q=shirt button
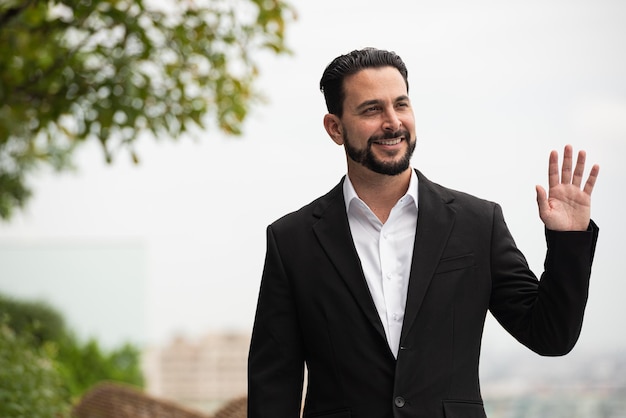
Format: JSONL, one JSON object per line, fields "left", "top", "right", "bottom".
{"left": 394, "top": 396, "right": 406, "bottom": 408}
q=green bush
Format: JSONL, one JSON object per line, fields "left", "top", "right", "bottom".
{"left": 0, "top": 292, "right": 144, "bottom": 403}
{"left": 0, "top": 322, "right": 72, "bottom": 418}
{"left": 0, "top": 293, "right": 66, "bottom": 345}
{"left": 56, "top": 335, "right": 144, "bottom": 397}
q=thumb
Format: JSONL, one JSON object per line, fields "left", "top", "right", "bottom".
{"left": 535, "top": 185, "right": 548, "bottom": 216}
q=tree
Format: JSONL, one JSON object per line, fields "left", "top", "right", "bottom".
{"left": 56, "top": 336, "right": 145, "bottom": 398}
{"left": 0, "top": 292, "right": 67, "bottom": 344}
{"left": 0, "top": 292, "right": 144, "bottom": 400}
{"left": 0, "top": 0, "right": 295, "bottom": 219}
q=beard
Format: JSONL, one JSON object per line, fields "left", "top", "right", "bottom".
{"left": 343, "top": 128, "right": 416, "bottom": 176}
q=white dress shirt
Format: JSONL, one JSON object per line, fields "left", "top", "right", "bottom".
{"left": 343, "top": 171, "right": 419, "bottom": 358}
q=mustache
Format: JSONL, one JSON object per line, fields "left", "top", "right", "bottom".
{"left": 368, "top": 129, "right": 411, "bottom": 144}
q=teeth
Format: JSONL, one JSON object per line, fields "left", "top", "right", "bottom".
{"left": 377, "top": 138, "right": 402, "bottom": 145}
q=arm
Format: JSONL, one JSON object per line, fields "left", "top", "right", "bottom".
{"left": 248, "top": 225, "right": 304, "bottom": 417}
{"left": 489, "top": 208, "right": 598, "bottom": 355}
{"left": 490, "top": 145, "right": 600, "bottom": 355}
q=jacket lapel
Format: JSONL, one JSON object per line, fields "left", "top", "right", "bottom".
{"left": 400, "top": 171, "right": 456, "bottom": 343}
{"left": 311, "top": 173, "right": 457, "bottom": 351}
{"left": 312, "top": 178, "right": 388, "bottom": 345}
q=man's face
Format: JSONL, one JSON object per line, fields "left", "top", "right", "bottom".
{"left": 338, "top": 66, "right": 416, "bottom": 176}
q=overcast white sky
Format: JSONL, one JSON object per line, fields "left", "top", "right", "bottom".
{"left": 1, "top": 0, "right": 625, "bottom": 364}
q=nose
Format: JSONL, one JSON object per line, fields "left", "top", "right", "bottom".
{"left": 382, "top": 108, "right": 402, "bottom": 132}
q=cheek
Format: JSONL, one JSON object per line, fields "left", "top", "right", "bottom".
{"left": 345, "top": 121, "right": 379, "bottom": 143}
{"left": 400, "top": 115, "right": 415, "bottom": 131}
{"left": 345, "top": 129, "right": 371, "bottom": 147}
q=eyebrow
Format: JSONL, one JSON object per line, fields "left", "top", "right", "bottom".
{"left": 355, "top": 95, "right": 410, "bottom": 111}
{"left": 355, "top": 100, "right": 381, "bottom": 112}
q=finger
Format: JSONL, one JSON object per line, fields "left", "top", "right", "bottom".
{"left": 548, "top": 150, "right": 560, "bottom": 189}
{"left": 535, "top": 185, "right": 548, "bottom": 215}
{"left": 583, "top": 164, "right": 600, "bottom": 196}
{"left": 560, "top": 144, "right": 573, "bottom": 184}
{"left": 572, "top": 150, "right": 586, "bottom": 188}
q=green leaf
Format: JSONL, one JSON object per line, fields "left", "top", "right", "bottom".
{"left": 0, "top": 0, "right": 296, "bottom": 220}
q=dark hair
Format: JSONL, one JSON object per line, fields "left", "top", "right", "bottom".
{"left": 319, "top": 48, "right": 409, "bottom": 117}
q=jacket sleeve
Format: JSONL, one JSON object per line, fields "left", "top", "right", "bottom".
{"left": 488, "top": 203, "right": 599, "bottom": 356}
{"left": 248, "top": 225, "right": 304, "bottom": 417}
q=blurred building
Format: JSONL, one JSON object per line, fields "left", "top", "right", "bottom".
{"left": 143, "top": 333, "right": 250, "bottom": 413}
{"left": 480, "top": 348, "right": 626, "bottom": 418}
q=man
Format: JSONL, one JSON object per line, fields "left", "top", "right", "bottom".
{"left": 248, "top": 48, "right": 599, "bottom": 418}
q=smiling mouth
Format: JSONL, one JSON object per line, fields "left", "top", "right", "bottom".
{"left": 374, "top": 137, "right": 403, "bottom": 146}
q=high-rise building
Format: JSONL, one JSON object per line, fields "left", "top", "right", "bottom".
{"left": 143, "top": 333, "right": 250, "bottom": 412}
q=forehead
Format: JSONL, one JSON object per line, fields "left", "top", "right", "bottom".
{"left": 343, "top": 67, "right": 408, "bottom": 104}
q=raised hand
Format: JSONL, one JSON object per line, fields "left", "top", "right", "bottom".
{"left": 535, "top": 145, "right": 599, "bottom": 231}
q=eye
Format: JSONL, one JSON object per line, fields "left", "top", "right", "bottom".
{"left": 363, "top": 105, "right": 381, "bottom": 114}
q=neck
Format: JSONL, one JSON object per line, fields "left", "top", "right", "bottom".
{"left": 348, "top": 166, "right": 412, "bottom": 223}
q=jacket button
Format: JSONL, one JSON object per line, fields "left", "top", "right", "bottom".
{"left": 394, "top": 396, "right": 406, "bottom": 408}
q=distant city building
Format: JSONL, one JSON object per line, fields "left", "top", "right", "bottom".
{"left": 143, "top": 333, "right": 250, "bottom": 412}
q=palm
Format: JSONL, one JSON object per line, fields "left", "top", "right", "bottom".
{"left": 536, "top": 146, "right": 599, "bottom": 231}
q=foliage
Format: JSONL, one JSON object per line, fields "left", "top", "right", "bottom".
{"left": 0, "top": 292, "right": 144, "bottom": 401}
{"left": 0, "top": 0, "right": 295, "bottom": 219}
{"left": 0, "top": 321, "right": 72, "bottom": 417}
{"left": 0, "top": 292, "right": 66, "bottom": 344}
{"left": 56, "top": 335, "right": 144, "bottom": 397}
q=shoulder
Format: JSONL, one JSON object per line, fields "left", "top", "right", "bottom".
{"left": 417, "top": 170, "right": 497, "bottom": 211}
{"left": 269, "top": 177, "right": 345, "bottom": 231}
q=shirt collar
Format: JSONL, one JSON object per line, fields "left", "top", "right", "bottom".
{"left": 343, "top": 169, "right": 419, "bottom": 213}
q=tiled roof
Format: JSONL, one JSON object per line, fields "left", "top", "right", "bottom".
{"left": 72, "top": 382, "right": 211, "bottom": 418}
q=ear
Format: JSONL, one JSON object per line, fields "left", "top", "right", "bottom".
{"left": 323, "top": 114, "right": 344, "bottom": 145}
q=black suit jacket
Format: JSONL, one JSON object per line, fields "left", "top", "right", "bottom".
{"left": 248, "top": 170, "right": 598, "bottom": 418}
